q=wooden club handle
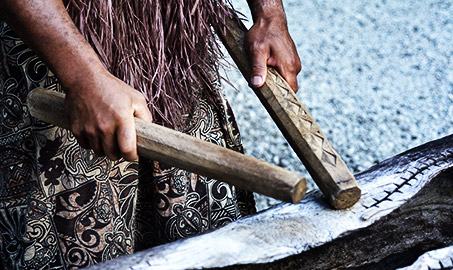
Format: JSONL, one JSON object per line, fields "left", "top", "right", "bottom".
{"left": 217, "top": 16, "right": 361, "bottom": 209}
{"left": 27, "top": 88, "right": 306, "bottom": 203}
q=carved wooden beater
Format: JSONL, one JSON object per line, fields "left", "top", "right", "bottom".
{"left": 216, "top": 16, "right": 361, "bottom": 209}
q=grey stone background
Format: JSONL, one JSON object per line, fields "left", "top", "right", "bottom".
{"left": 220, "top": 0, "right": 453, "bottom": 210}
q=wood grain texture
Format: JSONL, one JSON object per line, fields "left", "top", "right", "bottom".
{"left": 225, "top": 168, "right": 453, "bottom": 270}
{"left": 27, "top": 88, "right": 306, "bottom": 203}
{"left": 217, "top": 16, "right": 360, "bottom": 209}
{"left": 84, "top": 135, "right": 453, "bottom": 270}
{"left": 397, "top": 246, "right": 453, "bottom": 270}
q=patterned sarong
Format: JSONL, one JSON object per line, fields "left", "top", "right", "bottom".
{"left": 0, "top": 21, "right": 255, "bottom": 269}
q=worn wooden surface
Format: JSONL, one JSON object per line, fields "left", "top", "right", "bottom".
{"left": 84, "top": 135, "right": 453, "bottom": 270}
{"left": 27, "top": 88, "right": 307, "bottom": 203}
{"left": 225, "top": 161, "right": 453, "bottom": 269}
{"left": 397, "top": 246, "right": 453, "bottom": 270}
{"left": 217, "top": 16, "right": 360, "bottom": 209}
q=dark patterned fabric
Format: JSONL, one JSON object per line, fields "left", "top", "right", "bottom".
{"left": 0, "top": 20, "right": 255, "bottom": 269}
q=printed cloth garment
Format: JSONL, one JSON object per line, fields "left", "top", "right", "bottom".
{"left": 0, "top": 21, "right": 255, "bottom": 269}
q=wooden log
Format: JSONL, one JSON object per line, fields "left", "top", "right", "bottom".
{"left": 85, "top": 135, "right": 453, "bottom": 270}
{"left": 26, "top": 88, "right": 306, "bottom": 203}
{"left": 216, "top": 16, "right": 360, "bottom": 209}
{"left": 397, "top": 246, "right": 453, "bottom": 270}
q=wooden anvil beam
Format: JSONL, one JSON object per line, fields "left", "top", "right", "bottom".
{"left": 84, "top": 135, "right": 453, "bottom": 270}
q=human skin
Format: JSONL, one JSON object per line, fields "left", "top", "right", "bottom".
{"left": 0, "top": 0, "right": 153, "bottom": 161}
{"left": 246, "top": 0, "right": 301, "bottom": 92}
{"left": 0, "top": 0, "right": 301, "bottom": 160}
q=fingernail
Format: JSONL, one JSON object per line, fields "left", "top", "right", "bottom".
{"left": 251, "top": 76, "right": 263, "bottom": 86}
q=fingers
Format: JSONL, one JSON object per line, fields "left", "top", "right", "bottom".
{"left": 247, "top": 40, "right": 301, "bottom": 93}
{"left": 72, "top": 121, "right": 134, "bottom": 161}
{"left": 284, "top": 52, "right": 302, "bottom": 92}
{"left": 248, "top": 43, "right": 269, "bottom": 89}
{"left": 63, "top": 72, "right": 147, "bottom": 162}
{"left": 87, "top": 132, "right": 105, "bottom": 157}
{"left": 268, "top": 54, "right": 300, "bottom": 93}
{"left": 101, "top": 130, "right": 121, "bottom": 161}
{"left": 116, "top": 116, "right": 138, "bottom": 161}
{"left": 286, "top": 72, "right": 299, "bottom": 93}
{"left": 286, "top": 74, "right": 299, "bottom": 93}
{"left": 251, "top": 56, "right": 300, "bottom": 93}
{"left": 118, "top": 93, "right": 151, "bottom": 160}
{"left": 72, "top": 127, "right": 90, "bottom": 149}
{"left": 70, "top": 109, "right": 143, "bottom": 162}
{"left": 245, "top": 19, "right": 301, "bottom": 93}
{"left": 278, "top": 64, "right": 300, "bottom": 93}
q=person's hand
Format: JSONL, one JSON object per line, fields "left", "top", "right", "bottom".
{"left": 64, "top": 70, "right": 152, "bottom": 161}
{"left": 245, "top": 9, "right": 301, "bottom": 92}
{"left": 0, "top": 0, "right": 152, "bottom": 161}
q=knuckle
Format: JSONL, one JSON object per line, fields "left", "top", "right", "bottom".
{"left": 115, "top": 114, "right": 130, "bottom": 125}
{"left": 97, "top": 120, "right": 113, "bottom": 134}
{"left": 129, "top": 89, "right": 140, "bottom": 100}
{"left": 249, "top": 42, "right": 266, "bottom": 54}
{"left": 251, "top": 63, "right": 266, "bottom": 71}
{"left": 71, "top": 125, "right": 82, "bottom": 137}
{"left": 245, "top": 33, "right": 265, "bottom": 49}
{"left": 96, "top": 122, "right": 108, "bottom": 133}
{"left": 286, "top": 61, "right": 301, "bottom": 75}
{"left": 244, "top": 31, "right": 255, "bottom": 44}
{"left": 84, "top": 126, "right": 97, "bottom": 138}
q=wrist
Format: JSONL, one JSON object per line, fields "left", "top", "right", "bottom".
{"left": 247, "top": 0, "right": 287, "bottom": 24}
{"left": 253, "top": 13, "right": 288, "bottom": 31}
{"left": 56, "top": 55, "right": 108, "bottom": 94}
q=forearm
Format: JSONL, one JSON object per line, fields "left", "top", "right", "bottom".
{"left": 0, "top": 0, "right": 152, "bottom": 161}
{"left": 0, "top": 0, "right": 106, "bottom": 92}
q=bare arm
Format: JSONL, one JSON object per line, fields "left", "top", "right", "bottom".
{"left": 0, "top": 0, "right": 152, "bottom": 161}
{"left": 246, "top": 0, "right": 301, "bottom": 92}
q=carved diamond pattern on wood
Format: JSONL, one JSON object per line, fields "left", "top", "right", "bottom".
{"left": 282, "top": 99, "right": 302, "bottom": 116}
{"left": 221, "top": 17, "right": 360, "bottom": 209}
{"left": 268, "top": 69, "right": 339, "bottom": 168}
{"left": 272, "top": 68, "right": 289, "bottom": 88}
{"left": 297, "top": 117, "right": 313, "bottom": 131}
{"left": 322, "top": 149, "right": 338, "bottom": 167}
{"left": 310, "top": 133, "right": 324, "bottom": 149}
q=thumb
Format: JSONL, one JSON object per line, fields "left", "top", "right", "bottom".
{"left": 249, "top": 50, "right": 268, "bottom": 89}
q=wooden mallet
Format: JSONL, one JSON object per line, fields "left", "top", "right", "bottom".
{"left": 217, "top": 16, "right": 361, "bottom": 209}
{"left": 27, "top": 88, "right": 306, "bottom": 204}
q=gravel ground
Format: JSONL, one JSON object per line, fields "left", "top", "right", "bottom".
{"left": 220, "top": 0, "right": 453, "bottom": 211}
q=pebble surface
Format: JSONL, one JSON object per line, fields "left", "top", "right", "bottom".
{"left": 221, "top": 0, "right": 453, "bottom": 210}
